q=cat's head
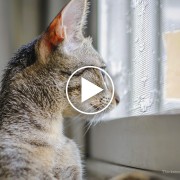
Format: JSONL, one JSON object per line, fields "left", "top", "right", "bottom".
{"left": 35, "top": 0, "right": 120, "bottom": 117}
{"left": 3, "top": 0, "right": 119, "bottom": 119}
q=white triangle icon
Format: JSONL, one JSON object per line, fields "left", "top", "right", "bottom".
{"left": 81, "top": 78, "right": 103, "bottom": 103}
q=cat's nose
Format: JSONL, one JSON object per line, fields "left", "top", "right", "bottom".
{"left": 114, "top": 92, "right": 120, "bottom": 105}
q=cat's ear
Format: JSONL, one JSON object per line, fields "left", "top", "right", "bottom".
{"left": 38, "top": 0, "right": 89, "bottom": 61}
{"left": 60, "top": 0, "right": 89, "bottom": 39}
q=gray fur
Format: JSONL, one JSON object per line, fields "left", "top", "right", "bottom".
{"left": 0, "top": 0, "right": 118, "bottom": 179}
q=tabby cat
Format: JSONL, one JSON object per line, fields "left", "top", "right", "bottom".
{"left": 0, "top": 0, "right": 172, "bottom": 180}
{"left": 0, "top": 0, "right": 118, "bottom": 179}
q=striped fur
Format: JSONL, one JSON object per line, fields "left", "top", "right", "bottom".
{"left": 0, "top": 0, "right": 118, "bottom": 179}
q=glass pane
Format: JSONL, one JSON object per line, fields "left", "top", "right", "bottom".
{"left": 98, "top": 0, "right": 131, "bottom": 118}
{"left": 161, "top": 0, "right": 180, "bottom": 113}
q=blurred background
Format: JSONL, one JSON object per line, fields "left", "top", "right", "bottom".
{"left": 0, "top": 0, "right": 180, "bottom": 179}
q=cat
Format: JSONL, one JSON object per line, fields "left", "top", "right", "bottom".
{"left": 0, "top": 0, "right": 119, "bottom": 179}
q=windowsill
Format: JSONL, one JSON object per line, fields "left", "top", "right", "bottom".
{"left": 88, "top": 114, "right": 180, "bottom": 173}
{"left": 86, "top": 159, "right": 178, "bottom": 180}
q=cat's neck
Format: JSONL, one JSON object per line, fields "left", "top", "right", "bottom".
{"left": 0, "top": 89, "right": 64, "bottom": 144}
{"left": 0, "top": 62, "right": 67, "bottom": 144}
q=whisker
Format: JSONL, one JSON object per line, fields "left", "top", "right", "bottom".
{"left": 83, "top": 121, "right": 92, "bottom": 136}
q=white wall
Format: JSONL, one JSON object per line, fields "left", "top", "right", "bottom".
{"left": 0, "top": 1, "right": 11, "bottom": 79}
{"left": 0, "top": 0, "right": 42, "bottom": 81}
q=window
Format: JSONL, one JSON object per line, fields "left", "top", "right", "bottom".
{"left": 98, "top": 0, "right": 180, "bottom": 120}
{"left": 87, "top": 0, "right": 180, "bottom": 179}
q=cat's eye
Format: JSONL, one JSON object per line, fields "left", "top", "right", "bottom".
{"left": 101, "top": 65, "right": 107, "bottom": 70}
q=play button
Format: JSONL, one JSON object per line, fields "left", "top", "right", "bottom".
{"left": 66, "top": 66, "right": 114, "bottom": 115}
{"left": 81, "top": 78, "right": 103, "bottom": 103}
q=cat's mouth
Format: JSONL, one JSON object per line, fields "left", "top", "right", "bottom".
{"left": 90, "top": 103, "right": 109, "bottom": 112}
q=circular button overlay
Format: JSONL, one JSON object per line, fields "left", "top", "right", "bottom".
{"left": 66, "top": 66, "right": 115, "bottom": 115}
